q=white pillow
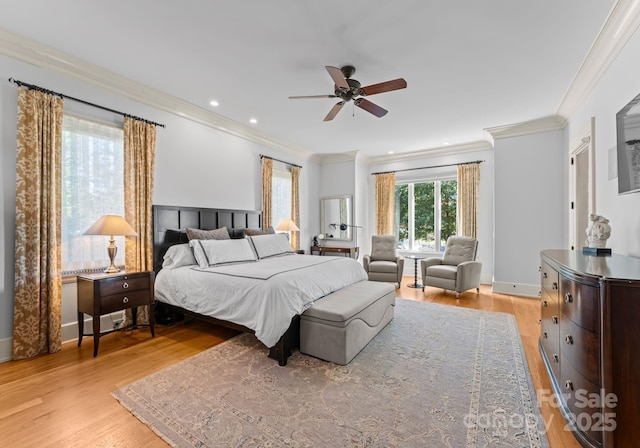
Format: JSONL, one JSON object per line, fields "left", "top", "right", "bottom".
{"left": 249, "top": 233, "right": 293, "bottom": 259}
{"left": 162, "top": 244, "right": 197, "bottom": 269}
{"left": 189, "top": 238, "right": 257, "bottom": 268}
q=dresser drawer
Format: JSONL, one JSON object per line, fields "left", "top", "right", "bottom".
{"left": 100, "top": 290, "right": 151, "bottom": 314}
{"left": 99, "top": 274, "right": 150, "bottom": 297}
{"left": 541, "top": 262, "right": 559, "bottom": 300}
{"left": 560, "top": 314, "right": 600, "bottom": 384}
{"left": 560, "top": 278, "right": 600, "bottom": 333}
{"left": 560, "top": 354, "right": 603, "bottom": 445}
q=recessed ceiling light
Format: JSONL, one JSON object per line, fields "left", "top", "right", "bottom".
{"left": 443, "top": 142, "right": 450, "bottom": 145}
{"left": 388, "top": 151, "right": 394, "bottom": 154}
{"left": 250, "top": 118, "right": 258, "bottom": 124}
{"left": 209, "top": 100, "right": 219, "bottom": 107}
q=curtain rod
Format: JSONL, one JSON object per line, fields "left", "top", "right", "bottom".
{"left": 260, "top": 154, "right": 302, "bottom": 169}
{"left": 372, "top": 159, "right": 484, "bottom": 175}
{"left": 8, "top": 78, "right": 166, "bottom": 128}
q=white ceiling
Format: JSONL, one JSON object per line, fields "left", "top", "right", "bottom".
{"left": 0, "top": 0, "right": 618, "bottom": 157}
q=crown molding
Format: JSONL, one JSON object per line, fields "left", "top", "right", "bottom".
{"left": 483, "top": 115, "right": 566, "bottom": 144}
{"left": 368, "top": 140, "right": 493, "bottom": 165}
{"left": 556, "top": 0, "right": 640, "bottom": 120}
{"left": 0, "top": 29, "right": 312, "bottom": 159}
{"left": 309, "top": 150, "right": 359, "bottom": 165}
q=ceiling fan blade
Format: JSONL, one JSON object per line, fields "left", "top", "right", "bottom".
{"left": 355, "top": 98, "right": 388, "bottom": 118}
{"left": 288, "top": 94, "right": 336, "bottom": 99}
{"left": 360, "top": 78, "right": 407, "bottom": 96}
{"left": 325, "top": 66, "right": 350, "bottom": 90}
{"left": 323, "top": 101, "right": 345, "bottom": 121}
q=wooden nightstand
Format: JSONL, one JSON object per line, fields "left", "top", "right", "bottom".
{"left": 77, "top": 270, "right": 155, "bottom": 357}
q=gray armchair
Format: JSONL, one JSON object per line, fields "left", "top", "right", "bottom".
{"left": 363, "top": 235, "right": 404, "bottom": 288}
{"left": 421, "top": 236, "right": 481, "bottom": 298}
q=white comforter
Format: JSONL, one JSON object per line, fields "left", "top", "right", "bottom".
{"left": 155, "top": 254, "right": 368, "bottom": 347}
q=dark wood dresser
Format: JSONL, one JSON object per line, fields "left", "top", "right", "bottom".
{"left": 540, "top": 250, "right": 640, "bottom": 448}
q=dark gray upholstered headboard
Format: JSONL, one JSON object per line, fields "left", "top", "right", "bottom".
{"left": 152, "top": 205, "right": 262, "bottom": 272}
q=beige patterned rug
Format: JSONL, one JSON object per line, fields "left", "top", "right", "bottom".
{"left": 112, "top": 299, "right": 549, "bottom": 447}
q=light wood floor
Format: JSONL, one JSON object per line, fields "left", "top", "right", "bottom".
{"left": 0, "top": 278, "right": 580, "bottom": 447}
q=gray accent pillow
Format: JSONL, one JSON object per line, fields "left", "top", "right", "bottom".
{"left": 186, "top": 226, "right": 230, "bottom": 241}
{"left": 245, "top": 226, "right": 275, "bottom": 236}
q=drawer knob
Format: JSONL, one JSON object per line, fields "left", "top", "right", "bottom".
{"left": 543, "top": 332, "right": 548, "bottom": 339}
{"left": 122, "top": 282, "right": 129, "bottom": 289}
{"left": 565, "top": 334, "right": 573, "bottom": 344}
{"left": 553, "top": 354, "right": 559, "bottom": 363}
{"left": 552, "top": 282, "right": 558, "bottom": 290}
{"left": 552, "top": 316, "right": 558, "bottom": 324}
{"left": 123, "top": 296, "right": 129, "bottom": 304}
{"left": 564, "top": 293, "right": 573, "bottom": 303}
{"left": 565, "top": 380, "right": 574, "bottom": 391}
{"left": 543, "top": 272, "right": 548, "bottom": 279}
{"left": 541, "top": 300, "right": 547, "bottom": 307}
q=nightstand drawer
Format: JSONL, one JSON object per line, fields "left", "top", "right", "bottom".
{"left": 100, "top": 290, "right": 151, "bottom": 314}
{"left": 99, "top": 275, "right": 150, "bottom": 296}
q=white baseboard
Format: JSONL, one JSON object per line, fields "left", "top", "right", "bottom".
{"left": 0, "top": 337, "right": 12, "bottom": 363}
{"left": 0, "top": 312, "right": 124, "bottom": 364}
{"left": 492, "top": 281, "right": 540, "bottom": 298}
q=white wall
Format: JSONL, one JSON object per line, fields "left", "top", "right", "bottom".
{"left": 0, "top": 54, "right": 319, "bottom": 361}
{"left": 567, "top": 26, "right": 640, "bottom": 257}
{"left": 493, "top": 130, "right": 566, "bottom": 296}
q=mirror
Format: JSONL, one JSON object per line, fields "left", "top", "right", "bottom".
{"left": 320, "top": 195, "right": 353, "bottom": 241}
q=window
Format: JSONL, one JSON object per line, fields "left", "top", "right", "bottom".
{"left": 271, "top": 165, "right": 292, "bottom": 229}
{"left": 396, "top": 178, "right": 457, "bottom": 251}
{"left": 61, "top": 115, "right": 124, "bottom": 275}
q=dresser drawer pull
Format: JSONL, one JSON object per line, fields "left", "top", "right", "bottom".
{"left": 123, "top": 297, "right": 129, "bottom": 304}
{"left": 553, "top": 354, "right": 559, "bottom": 363}
{"left": 552, "top": 316, "right": 558, "bottom": 324}
{"left": 543, "top": 332, "right": 548, "bottom": 339}
{"left": 565, "top": 334, "right": 573, "bottom": 344}
{"left": 543, "top": 272, "right": 548, "bottom": 279}
{"left": 122, "top": 282, "right": 129, "bottom": 289}
{"left": 565, "top": 380, "right": 574, "bottom": 391}
{"left": 552, "top": 282, "right": 558, "bottom": 290}
{"left": 541, "top": 300, "right": 547, "bottom": 307}
{"left": 564, "top": 293, "right": 572, "bottom": 303}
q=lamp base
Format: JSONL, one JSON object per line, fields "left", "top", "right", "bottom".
{"left": 104, "top": 265, "right": 121, "bottom": 274}
{"left": 105, "top": 237, "right": 120, "bottom": 273}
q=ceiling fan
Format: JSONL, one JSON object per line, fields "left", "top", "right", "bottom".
{"left": 289, "top": 65, "right": 407, "bottom": 121}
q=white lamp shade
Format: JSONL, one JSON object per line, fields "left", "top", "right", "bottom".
{"left": 84, "top": 215, "right": 137, "bottom": 236}
{"left": 276, "top": 219, "right": 299, "bottom": 232}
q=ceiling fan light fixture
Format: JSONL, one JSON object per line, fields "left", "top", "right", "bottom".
{"left": 290, "top": 65, "right": 406, "bottom": 121}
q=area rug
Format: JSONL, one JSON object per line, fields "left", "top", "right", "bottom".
{"left": 112, "top": 299, "right": 549, "bottom": 447}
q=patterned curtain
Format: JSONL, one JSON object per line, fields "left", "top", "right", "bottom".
{"left": 123, "top": 117, "right": 156, "bottom": 325}
{"left": 262, "top": 157, "right": 273, "bottom": 228}
{"left": 457, "top": 162, "right": 480, "bottom": 238}
{"left": 290, "top": 165, "right": 300, "bottom": 250}
{"left": 12, "top": 88, "right": 64, "bottom": 360}
{"left": 374, "top": 172, "right": 396, "bottom": 235}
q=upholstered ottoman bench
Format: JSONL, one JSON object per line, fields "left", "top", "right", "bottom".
{"left": 300, "top": 281, "right": 396, "bottom": 365}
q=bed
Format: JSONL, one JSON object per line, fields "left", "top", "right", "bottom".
{"left": 152, "top": 205, "right": 368, "bottom": 365}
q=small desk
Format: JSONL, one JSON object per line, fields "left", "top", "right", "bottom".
{"left": 405, "top": 254, "right": 427, "bottom": 288}
{"left": 310, "top": 245, "right": 359, "bottom": 259}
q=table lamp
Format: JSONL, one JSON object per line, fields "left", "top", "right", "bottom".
{"left": 84, "top": 215, "right": 137, "bottom": 273}
{"left": 276, "top": 219, "right": 300, "bottom": 247}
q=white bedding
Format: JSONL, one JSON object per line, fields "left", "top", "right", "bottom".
{"left": 155, "top": 254, "right": 368, "bottom": 347}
